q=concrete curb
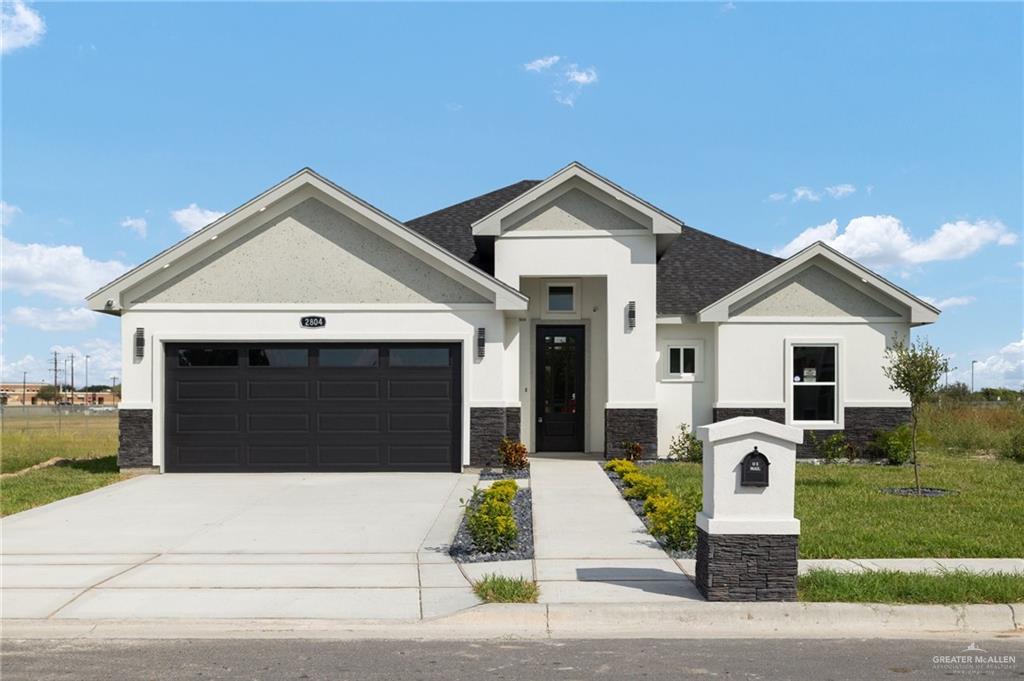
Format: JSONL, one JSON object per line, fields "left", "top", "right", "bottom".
{"left": 3, "top": 602, "right": 1021, "bottom": 641}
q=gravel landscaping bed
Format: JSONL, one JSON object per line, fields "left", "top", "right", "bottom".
{"left": 881, "top": 486, "right": 958, "bottom": 497}
{"left": 605, "top": 468, "right": 695, "bottom": 560}
{"left": 449, "top": 488, "right": 534, "bottom": 563}
{"left": 479, "top": 467, "right": 530, "bottom": 480}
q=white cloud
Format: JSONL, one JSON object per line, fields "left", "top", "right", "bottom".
{"left": 773, "top": 215, "right": 1019, "bottom": 267}
{"left": 921, "top": 295, "right": 975, "bottom": 309}
{"left": 1, "top": 0, "right": 45, "bottom": 55}
{"left": 171, "top": 203, "right": 224, "bottom": 234}
{"left": 721, "top": 1, "right": 737, "bottom": 12}
{"left": 120, "top": 216, "right": 147, "bottom": 238}
{"left": 950, "top": 334, "right": 1024, "bottom": 390}
{"left": 524, "top": 55, "right": 560, "bottom": 72}
{"left": 1, "top": 237, "right": 130, "bottom": 303}
{"left": 8, "top": 306, "right": 97, "bottom": 331}
{"left": 565, "top": 65, "right": 598, "bottom": 85}
{"left": 767, "top": 192, "right": 788, "bottom": 202}
{"left": 791, "top": 186, "right": 821, "bottom": 203}
{"left": 1, "top": 200, "right": 21, "bottom": 227}
{"left": 3, "top": 338, "right": 122, "bottom": 384}
{"left": 824, "top": 184, "right": 856, "bottom": 199}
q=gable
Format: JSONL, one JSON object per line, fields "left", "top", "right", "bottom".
{"left": 730, "top": 264, "right": 902, "bottom": 318}
{"left": 505, "top": 185, "right": 647, "bottom": 233}
{"left": 134, "top": 197, "right": 489, "bottom": 305}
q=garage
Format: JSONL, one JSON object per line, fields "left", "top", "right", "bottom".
{"left": 164, "top": 342, "right": 462, "bottom": 472}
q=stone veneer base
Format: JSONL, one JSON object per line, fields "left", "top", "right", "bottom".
{"left": 118, "top": 408, "right": 154, "bottom": 469}
{"left": 695, "top": 528, "right": 798, "bottom": 602}
{"left": 469, "top": 406, "right": 523, "bottom": 467}
{"left": 604, "top": 408, "right": 658, "bottom": 460}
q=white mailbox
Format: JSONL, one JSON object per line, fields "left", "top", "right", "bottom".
{"left": 696, "top": 417, "right": 803, "bottom": 536}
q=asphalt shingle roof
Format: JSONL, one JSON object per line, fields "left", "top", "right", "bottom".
{"left": 404, "top": 180, "right": 782, "bottom": 316}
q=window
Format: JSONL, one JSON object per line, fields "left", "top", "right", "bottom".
{"left": 791, "top": 344, "right": 838, "bottom": 423}
{"left": 320, "top": 348, "right": 378, "bottom": 368}
{"left": 543, "top": 281, "right": 580, "bottom": 318}
{"left": 248, "top": 348, "right": 308, "bottom": 367}
{"left": 178, "top": 348, "right": 238, "bottom": 367}
{"left": 665, "top": 342, "right": 702, "bottom": 381}
{"left": 389, "top": 347, "right": 450, "bottom": 367}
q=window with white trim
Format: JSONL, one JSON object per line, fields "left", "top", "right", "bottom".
{"left": 665, "top": 342, "right": 702, "bottom": 381}
{"left": 791, "top": 345, "right": 837, "bottom": 423}
{"left": 543, "top": 281, "right": 580, "bottom": 318}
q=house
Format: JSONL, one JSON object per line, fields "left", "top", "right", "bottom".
{"left": 86, "top": 163, "right": 939, "bottom": 472}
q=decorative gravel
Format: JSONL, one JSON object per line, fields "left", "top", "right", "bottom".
{"left": 479, "top": 467, "right": 530, "bottom": 480}
{"left": 604, "top": 467, "right": 695, "bottom": 560}
{"left": 449, "top": 488, "right": 534, "bottom": 563}
{"left": 881, "top": 486, "right": 958, "bottom": 497}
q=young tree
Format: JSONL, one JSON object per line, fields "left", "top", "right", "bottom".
{"left": 883, "top": 336, "right": 945, "bottom": 495}
{"left": 36, "top": 384, "right": 59, "bottom": 403}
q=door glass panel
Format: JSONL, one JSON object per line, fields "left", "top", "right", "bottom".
{"left": 543, "top": 333, "right": 577, "bottom": 415}
{"left": 389, "top": 347, "right": 450, "bottom": 367}
{"left": 320, "top": 348, "right": 379, "bottom": 367}
{"left": 248, "top": 348, "right": 308, "bottom": 367}
{"left": 178, "top": 348, "right": 238, "bottom": 367}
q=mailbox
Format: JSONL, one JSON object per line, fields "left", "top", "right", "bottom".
{"left": 740, "top": 447, "right": 770, "bottom": 487}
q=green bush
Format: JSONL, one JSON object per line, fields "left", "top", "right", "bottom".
{"left": 472, "top": 574, "right": 540, "bottom": 603}
{"left": 1000, "top": 426, "right": 1024, "bottom": 462}
{"left": 466, "top": 496, "right": 518, "bottom": 553}
{"left": 643, "top": 489, "right": 700, "bottom": 551}
{"left": 604, "top": 459, "right": 639, "bottom": 476}
{"left": 484, "top": 480, "right": 519, "bottom": 503}
{"left": 667, "top": 423, "right": 703, "bottom": 462}
{"left": 809, "top": 431, "right": 850, "bottom": 463}
{"left": 621, "top": 472, "right": 668, "bottom": 500}
{"left": 870, "top": 425, "right": 913, "bottom": 465}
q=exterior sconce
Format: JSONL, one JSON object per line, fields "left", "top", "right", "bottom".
{"left": 134, "top": 328, "right": 145, "bottom": 359}
{"left": 477, "top": 327, "right": 486, "bottom": 358}
{"left": 627, "top": 301, "right": 636, "bottom": 329}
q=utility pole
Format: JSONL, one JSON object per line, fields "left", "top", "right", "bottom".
{"left": 70, "top": 354, "right": 75, "bottom": 404}
{"left": 52, "top": 351, "right": 59, "bottom": 398}
{"left": 971, "top": 360, "right": 978, "bottom": 396}
{"left": 22, "top": 371, "right": 27, "bottom": 405}
{"left": 85, "top": 355, "right": 90, "bottom": 405}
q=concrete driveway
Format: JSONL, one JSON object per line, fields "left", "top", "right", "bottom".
{"left": 2, "top": 472, "right": 478, "bottom": 620}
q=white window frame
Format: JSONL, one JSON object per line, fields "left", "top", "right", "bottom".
{"left": 543, "top": 280, "right": 581, "bottom": 319}
{"left": 662, "top": 339, "right": 704, "bottom": 383}
{"left": 785, "top": 338, "right": 843, "bottom": 428}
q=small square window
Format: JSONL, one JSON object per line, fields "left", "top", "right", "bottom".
{"left": 547, "top": 286, "right": 575, "bottom": 312}
{"left": 667, "top": 345, "right": 699, "bottom": 379}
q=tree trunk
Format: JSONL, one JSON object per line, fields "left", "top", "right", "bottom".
{"left": 911, "top": 409, "right": 921, "bottom": 495}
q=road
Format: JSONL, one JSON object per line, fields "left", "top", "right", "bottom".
{"left": 3, "top": 637, "right": 1022, "bottom": 680}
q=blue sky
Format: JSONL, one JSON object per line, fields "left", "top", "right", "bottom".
{"left": 2, "top": 1, "right": 1021, "bottom": 389}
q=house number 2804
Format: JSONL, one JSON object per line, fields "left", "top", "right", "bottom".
{"left": 300, "top": 316, "right": 326, "bottom": 328}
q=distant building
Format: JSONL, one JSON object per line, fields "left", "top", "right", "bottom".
{"left": 0, "top": 383, "right": 120, "bottom": 407}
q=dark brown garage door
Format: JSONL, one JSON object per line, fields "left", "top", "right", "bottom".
{"left": 164, "top": 343, "right": 461, "bottom": 472}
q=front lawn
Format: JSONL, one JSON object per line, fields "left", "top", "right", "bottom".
{"left": 1, "top": 411, "right": 118, "bottom": 473}
{"left": 1, "top": 455, "right": 123, "bottom": 516}
{"left": 645, "top": 449, "right": 1024, "bottom": 558}
{"left": 798, "top": 569, "right": 1024, "bottom": 604}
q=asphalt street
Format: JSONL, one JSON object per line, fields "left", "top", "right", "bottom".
{"left": 3, "top": 637, "right": 1023, "bottom": 680}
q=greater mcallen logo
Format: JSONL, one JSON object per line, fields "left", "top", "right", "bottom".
{"left": 932, "top": 643, "right": 1017, "bottom": 674}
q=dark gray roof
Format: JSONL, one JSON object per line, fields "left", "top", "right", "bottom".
{"left": 405, "top": 180, "right": 782, "bottom": 316}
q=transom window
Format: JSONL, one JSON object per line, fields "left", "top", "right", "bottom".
{"left": 791, "top": 345, "right": 838, "bottom": 423}
{"left": 543, "top": 281, "right": 580, "bottom": 318}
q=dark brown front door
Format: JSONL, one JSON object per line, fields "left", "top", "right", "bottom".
{"left": 535, "top": 326, "right": 585, "bottom": 451}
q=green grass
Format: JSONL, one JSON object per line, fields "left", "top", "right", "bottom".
{"left": 798, "top": 569, "right": 1024, "bottom": 604}
{"left": 919, "top": 402, "right": 1024, "bottom": 455}
{"left": 0, "top": 455, "right": 123, "bottom": 517}
{"left": 646, "top": 449, "right": 1024, "bottom": 558}
{"left": 1, "top": 412, "right": 119, "bottom": 473}
{"left": 472, "top": 574, "right": 540, "bottom": 603}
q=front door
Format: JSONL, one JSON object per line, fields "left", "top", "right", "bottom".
{"left": 535, "top": 325, "right": 585, "bottom": 451}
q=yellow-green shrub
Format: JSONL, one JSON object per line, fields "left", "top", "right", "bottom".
{"left": 604, "top": 459, "right": 638, "bottom": 476}
{"left": 467, "top": 496, "right": 518, "bottom": 552}
{"left": 484, "top": 480, "right": 519, "bottom": 503}
{"left": 621, "top": 472, "right": 667, "bottom": 500}
{"left": 643, "top": 489, "right": 701, "bottom": 551}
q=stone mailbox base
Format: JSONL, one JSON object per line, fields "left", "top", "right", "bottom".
{"left": 695, "top": 528, "right": 798, "bottom": 601}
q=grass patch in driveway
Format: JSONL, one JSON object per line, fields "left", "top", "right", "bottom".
{"left": 472, "top": 574, "right": 540, "bottom": 603}
{"left": 1, "top": 455, "right": 123, "bottom": 516}
{"left": 645, "top": 449, "right": 1024, "bottom": 559}
{"left": 798, "top": 569, "right": 1024, "bottom": 604}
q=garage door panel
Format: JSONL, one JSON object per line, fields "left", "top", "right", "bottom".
{"left": 166, "top": 342, "right": 460, "bottom": 472}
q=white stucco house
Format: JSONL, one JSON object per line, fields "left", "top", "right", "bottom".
{"left": 87, "top": 163, "right": 939, "bottom": 472}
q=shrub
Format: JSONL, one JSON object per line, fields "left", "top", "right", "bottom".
{"left": 466, "top": 496, "right": 518, "bottom": 553}
{"left": 871, "top": 425, "right": 913, "bottom": 465}
{"left": 484, "top": 480, "right": 519, "bottom": 503}
{"left": 621, "top": 472, "right": 668, "bottom": 500}
{"left": 643, "top": 489, "right": 700, "bottom": 551}
{"left": 499, "top": 438, "right": 529, "bottom": 470}
{"left": 1000, "top": 426, "right": 1024, "bottom": 462}
{"left": 809, "top": 431, "right": 850, "bottom": 464}
{"left": 620, "top": 440, "right": 644, "bottom": 461}
{"left": 667, "top": 423, "right": 703, "bottom": 462}
{"left": 604, "top": 459, "right": 639, "bottom": 476}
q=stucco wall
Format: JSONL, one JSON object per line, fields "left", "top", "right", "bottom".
{"left": 655, "top": 322, "right": 716, "bottom": 456}
{"left": 119, "top": 307, "right": 509, "bottom": 470}
{"left": 507, "top": 187, "right": 645, "bottom": 233}
{"left": 732, "top": 265, "right": 900, "bottom": 318}
{"left": 138, "top": 197, "right": 488, "bottom": 305}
